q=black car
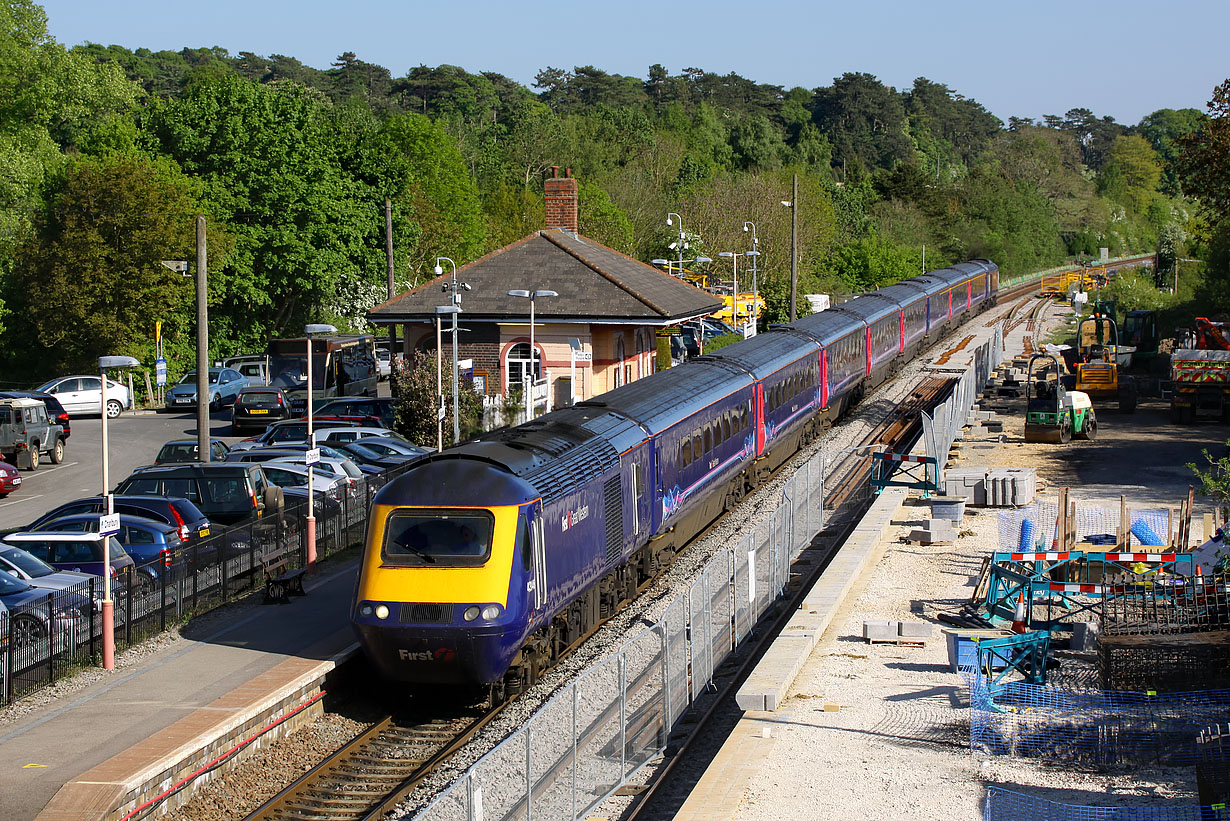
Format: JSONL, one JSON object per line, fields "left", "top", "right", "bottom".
{"left": 0, "top": 390, "right": 71, "bottom": 440}
{"left": 28, "top": 495, "right": 212, "bottom": 545}
{"left": 231, "top": 387, "right": 293, "bottom": 434}
{"left": 155, "top": 438, "right": 231, "bottom": 464}
{"left": 115, "top": 463, "right": 282, "bottom": 526}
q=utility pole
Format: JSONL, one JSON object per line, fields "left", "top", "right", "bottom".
{"left": 384, "top": 200, "right": 398, "bottom": 388}
{"left": 790, "top": 174, "right": 799, "bottom": 322}
{"left": 195, "top": 217, "right": 210, "bottom": 462}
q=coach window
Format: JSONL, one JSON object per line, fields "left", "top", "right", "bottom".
{"left": 703, "top": 425, "right": 712, "bottom": 454}
{"left": 721, "top": 413, "right": 730, "bottom": 442}
{"left": 692, "top": 430, "right": 702, "bottom": 461}
{"left": 680, "top": 437, "right": 691, "bottom": 468}
{"left": 521, "top": 514, "right": 533, "bottom": 572}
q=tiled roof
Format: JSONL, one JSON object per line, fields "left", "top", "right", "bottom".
{"left": 367, "top": 230, "right": 722, "bottom": 325}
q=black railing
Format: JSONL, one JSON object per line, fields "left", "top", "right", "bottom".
{"left": 0, "top": 462, "right": 415, "bottom": 707}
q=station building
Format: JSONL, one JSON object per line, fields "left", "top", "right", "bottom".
{"left": 366, "top": 167, "right": 721, "bottom": 409}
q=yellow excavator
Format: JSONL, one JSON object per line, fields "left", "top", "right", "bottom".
{"left": 1071, "top": 314, "right": 1136, "bottom": 413}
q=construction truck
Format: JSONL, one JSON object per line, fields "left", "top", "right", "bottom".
{"left": 1024, "top": 353, "right": 1097, "bottom": 443}
{"left": 1071, "top": 314, "right": 1137, "bottom": 413}
{"left": 1170, "top": 318, "right": 1230, "bottom": 423}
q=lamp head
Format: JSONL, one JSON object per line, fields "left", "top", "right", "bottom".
{"left": 780, "top": 200, "right": 792, "bottom": 207}
{"left": 745, "top": 250, "right": 760, "bottom": 257}
{"left": 666, "top": 217, "right": 673, "bottom": 226}
{"left": 695, "top": 256, "right": 713, "bottom": 264}
{"left": 743, "top": 225, "right": 748, "bottom": 232}
{"left": 718, "top": 251, "right": 734, "bottom": 259}
{"left": 650, "top": 258, "right": 669, "bottom": 266}
{"left": 99, "top": 355, "right": 140, "bottom": 370}
{"left": 433, "top": 265, "right": 443, "bottom": 276}
{"left": 507, "top": 289, "right": 530, "bottom": 298}
{"left": 535, "top": 289, "right": 559, "bottom": 298}
{"left": 305, "top": 323, "right": 337, "bottom": 336}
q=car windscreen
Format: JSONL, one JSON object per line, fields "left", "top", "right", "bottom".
{"left": 344, "top": 443, "right": 383, "bottom": 461}
{"left": 180, "top": 372, "right": 220, "bottom": 385}
{"left": 381, "top": 509, "right": 493, "bottom": 567}
{"left": 0, "top": 546, "right": 55, "bottom": 577}
{"left": 0, "top": 570, "right": 32, "bottom": 594}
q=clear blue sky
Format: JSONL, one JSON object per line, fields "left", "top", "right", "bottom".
{"left": 38, "top": 0, "right": 1228, "bottom": 125}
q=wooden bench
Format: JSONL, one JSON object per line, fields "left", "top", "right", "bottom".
{"left": 260, "top": 542, "right": 306, "bottom": 604}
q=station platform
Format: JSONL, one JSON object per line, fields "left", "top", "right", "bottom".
{"left": 0, "top": 558, "right": 362, "bottom": 821}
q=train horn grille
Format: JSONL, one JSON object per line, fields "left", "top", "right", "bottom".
{"left": 399, "top": 603, "right": 452, "bottom": 624}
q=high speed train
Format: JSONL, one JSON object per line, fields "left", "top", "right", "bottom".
{"left": 351, "top": 260, "right": 999, "bottom": 696}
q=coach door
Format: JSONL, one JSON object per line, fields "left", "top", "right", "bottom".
{"left": 524, "top": 503, "right": 546, "bottom": 612}
{"left": 753, "top": 386, "right": 766, "bottom": 457}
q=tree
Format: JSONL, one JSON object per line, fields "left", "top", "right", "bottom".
{"left": 1137, "top": 108, "right": 1206, "bottom": 194}
{"left": 390, "top": 351, "right": 483, "bottom": 446}
{"left": 7, "top": 154, "right": 204, "bottom": 376}
{"left": 1179, "top": 80, "right": 1230, "bottom": 221}
{"left": 1099, "top": 134, "right": 1162, "bottom": 212}
{"left": 812, "top": 73, "right": 914, "bottom": 175}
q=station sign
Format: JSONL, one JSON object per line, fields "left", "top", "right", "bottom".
{"left": 304, "top": 448, "right": 321, "bottom": 466}
{"left": 99, "top": 513, "right": 121, "bottom": 536}
{"left": 155, "top": 358, "right": 167, "bottom": 387}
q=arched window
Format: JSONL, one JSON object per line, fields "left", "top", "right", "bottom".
{"left": 635, "top": 331, "right": 644, "bottom": 381}
{"left": 505, "top": 342, "right": 541, "bottom": 394}
{"left": 615, "top": 336, "right": 626, "bottom": 388}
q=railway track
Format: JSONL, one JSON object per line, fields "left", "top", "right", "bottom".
{"left": 240, "top": 295, "right": 1027, "bottom": 821}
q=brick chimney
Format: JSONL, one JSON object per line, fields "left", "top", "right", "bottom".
{"left": 544, "top": 166, "right": 578, "bottom": 233}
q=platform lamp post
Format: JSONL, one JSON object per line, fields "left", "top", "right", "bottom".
{"left": 435, "top": 258, "right": 469, "bottom": 444}
{"left": 507, "top": 289, "right": 558, "bottom": 420}
{"left": 98, "top": 354, "right": 140, "bottom": 671}
{"left": 303, "top": 323, "right": 336, "bottom": 570}
{"left": 434, "top": 305, "right": 459, "bottom": 450}
{"left": 781, "top": 174, "right": 799, "bottom": 320}
{"left": 743, "top": 222, "right": 760, "bottom": 334}
{"left": 666, "top": 212, "right": 685, "bottom": 277}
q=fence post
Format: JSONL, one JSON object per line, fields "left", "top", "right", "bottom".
{"left": 619, "top": 652, "right": 627, "bottom": 779}
{"left": 660, "top": 622, "right": 670, "bottom": 745}
{"left": 525, "top": 722, "right": 533, "bottom": 821}
{"left": 88, "top": 576, "right": 96, "bottom": 662}
{"left": 571, "top": 683, "right": 578, "bottom": 821}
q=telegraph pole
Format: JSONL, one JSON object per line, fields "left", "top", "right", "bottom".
{"left": 384, "top": 200, "right": 398, "bottom": 386}
{"left": 790, "top": 174, "right": 799, "bottom": 322}
{"left": 195, "top": 216, "right": 209, "bottom": 462}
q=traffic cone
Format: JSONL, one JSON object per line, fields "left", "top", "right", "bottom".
{"left": 1010, "top": 592, "right": 1028, "bottom": 634}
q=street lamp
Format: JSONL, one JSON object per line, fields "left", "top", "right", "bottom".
{"left": 434, "top": 305, "right": 460, "bottom": 450}
{"left": 781, "top": 172, "right": 799, "bottom": 320}
{"left": 304, "top": 322, "right": 337, "bottom": 570}
{"left": 743, "top": 222, "right": 761, "bottom": 333}
{"left": 666, "top": 213, "right": 688, "bottom": 278}
{"left": 98, "top": 354, "right": 140, "bottom": 671}
{"left": 507, "top": 289, "right": 558, "bottom": 420}
{"left": 717, "top": 250, "right": 757, "bottom": 336}
{"left": 436, "top": 257, "right": 469, "bottom": 444}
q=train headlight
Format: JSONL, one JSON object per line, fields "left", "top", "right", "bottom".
{"left": 374, "top": 604, "right": 390, "bottom": 620}
{"left": 360, "top": 604, "right": 373, "bottom": 617}
{"left": 481, "top": 604, "right": 502, "bottom": 620}
{"left": 463, "top": 605, "right": 481, "bottom": 621}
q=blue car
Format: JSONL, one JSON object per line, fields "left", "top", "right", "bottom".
{"left": 164, "top": 367, "right": 249, "bottom": 412}
{"left": 28, "top": 514, "right": 189, "bottom": 584}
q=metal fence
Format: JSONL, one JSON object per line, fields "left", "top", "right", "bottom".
{"left": 997, "top": 503, "right": 1172, "bottom": 554}
{"left": 967, "top": 666, "right": 1230, "bottom": 767}
{"left": 921, "top": 323, "right": 1002, "bottom": 486}
{"left": 411, "top": 446, "right": 873, "bottom": 821}
{"left": 0, "top": 463, "right": 414, "bottom": 707}
{"left": 984, "top": 787, "right": 1230, "bottom": 821}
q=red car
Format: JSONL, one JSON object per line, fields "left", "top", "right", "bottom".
{"left": 0, "top": 460, "right": 22, "bottom": 497}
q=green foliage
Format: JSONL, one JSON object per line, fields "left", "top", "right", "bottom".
{"left": 1137, "top": 108, "right": 1206, "bottom": 195}
{"left": 702, "top": 333, "right": 743, "bottom": 354}
{"left": 1099, "top": 135, "right": 1162, "bottom": 212}
{"left": 390, "top": 351, "right": 483, "bottom": 447}
{"left": 828, "top": 235, "right": 929, "bottom": 291}
{"left": 6, "top": 153, "right": 203, "bottom": 377}
{"left": 1103, "top": 268, "right": 1172, "bottom": 313}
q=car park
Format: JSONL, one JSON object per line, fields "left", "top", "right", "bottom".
{"left": 114, "top": 463, "right": 283, "bottom": 526}
{"left": 311, "top": 397, "right": 394, "bottom": 429}
{"left": 0, "top": 397, "right": 65, "bottom": 469}
{"left": 0, "top": 390, "right": 71, "bottom": 442}
{"left": 34, "top": 375, "right": 130, "bottom": 418}
{"left": 155, "top": 438, "right": 231, "bottom": 464}
{"left": 164, "top": 367, "right": 249, "bottom": 411}
{"left": 28, "top": 496, "right": 212, "bottom": 546}
{"left": 230, "top": 387, "right": 294, "bottom": 434}
{"left": 0, "top": 544, "right": 99, "bottom": 599}
{"left": 28, "top": 514, "right": 186, "bottom": 583}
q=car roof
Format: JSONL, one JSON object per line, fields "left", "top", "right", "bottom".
{"left": 160, "top": 438, "right": 226, "bottom": 446}
{"left": 128, "top": 463, "right": 255, "bottom": 476}
{"left": 37, "top": 513, "right": 175, "bottom": 531}
{"left": 5, "top": 531, "right": 108, "bottom": 542}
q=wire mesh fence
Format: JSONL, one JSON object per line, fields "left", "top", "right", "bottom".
{"left": 921, "top": 327, "right": 1001, "bottom": 485}
{"left": 998, "top": 503, "right": 1172, "bottom": 554}
{"left": 1101, "top": 570, "right": 1230, "bottom": 637}
{"left": 968, "top": 665, "right": 1230, "bottom": 767}
{"left": 0, "top": 463, "right": 413, "bottom": 707}
{"left": 413, "top": 443, "right": 858, "bottom": 821}
{"left": 984, "top": 787, "right": 1230, "bottom": 821}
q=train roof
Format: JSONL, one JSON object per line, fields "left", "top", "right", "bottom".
{"left": 870, "top": 283, "right": 928, "bottom": 308}
{"left": 784, "top": 309, "right": 864, "bottom": 346}
{"left": 907, "top": 273, "right": 953, "bottom": 296}
{"left": 581, "top": 359, "right": 752, "bottom": 434}
{"left": 378, "top": 405, "right": 647, "bottom": 507}
{"left": 832, "top": 293, "right": 900, "bottom": 324}
{"left": 698, "top": 330, "right": 819, "bottom": 380}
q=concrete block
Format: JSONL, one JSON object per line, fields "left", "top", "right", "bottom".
{"left": 898, "top": 621, "right": 933, "bottom": 638}
{"left": 823, "top": 702, "right": 841, "bottom": 712}
{"left": 944, "top": 466, "right": 989, "bottom": 505}
{"left": 863, "top": 620, "right": 897, "bottom": 642}
{"left": 986, "top": 467, "right": 1036, "bottom": 506}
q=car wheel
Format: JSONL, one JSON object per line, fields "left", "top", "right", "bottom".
{"left": 11, "top": 613, "right": 47, "bottom": 654}
{"left": 27, "top": 446, "right": 39, "bottom": 470}
{"left": 50, "top": 438, "right": 64, "bottom": 464}
{"left": 105, "top": 399, "right": 122, "bottom": 419}
{"left": 210, "top": 394, "right": 221, "bottom": 413}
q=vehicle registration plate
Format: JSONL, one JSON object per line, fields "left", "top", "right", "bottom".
{"left": 249, "top": 409, "right": 268, "bottom": 415}
{"left": 176, "top": 398, "right": 191, "bottom": 404}
{"left": 12, "top": 477, "right": 20, "bottom": 486}
{"left": 199, "top": 527, "right": 210, "bottom": 537}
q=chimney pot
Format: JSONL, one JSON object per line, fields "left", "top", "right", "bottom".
{"left": 551, "top": 165, "right": 559, "bottom": 178}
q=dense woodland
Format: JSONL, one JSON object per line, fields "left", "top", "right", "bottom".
{"left": 1, "top": 0, "right": 1225, "bottom": 382}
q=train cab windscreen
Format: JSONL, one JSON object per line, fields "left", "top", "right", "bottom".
{"left": 381, "top": 510, "right": 494, "bottom": 567}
